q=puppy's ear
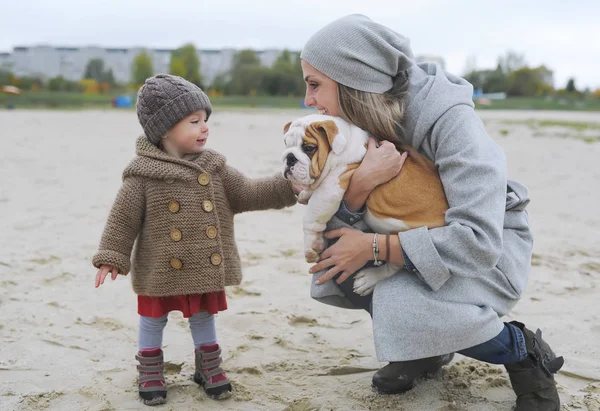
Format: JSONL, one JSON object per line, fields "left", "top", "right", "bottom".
{"left": 314, "top": 120, "right": 346, "bottom": 154}
{"left": 283, "top": 121, "right": 292, "bottom": 134}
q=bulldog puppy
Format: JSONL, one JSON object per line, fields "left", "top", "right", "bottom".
{"left": 282, "top": 114, "right": 449, "bottom": 296}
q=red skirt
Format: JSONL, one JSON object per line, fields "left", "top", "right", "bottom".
{"left": 138, "top": 291, "right": 227, "bottom": 318}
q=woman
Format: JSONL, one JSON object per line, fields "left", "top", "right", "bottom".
{"left": 301, "top": 14, "right": 563, "bottom": 411}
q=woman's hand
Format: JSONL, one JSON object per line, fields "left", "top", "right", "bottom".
{"left": 95, "top": 265, "right": 119, "bottom": 288}
{"left": 358, "top": 138, "right": 407, "bottom": 187}
{"left": 309, "top": 228, "right": 372, "bottom": 285}
{"left": 344, "top": 138, "right": 408, "bottom": 211}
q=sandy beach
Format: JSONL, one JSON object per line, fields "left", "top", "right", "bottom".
{"left": 0, "top": 108, "right": 599, "bottom": 411}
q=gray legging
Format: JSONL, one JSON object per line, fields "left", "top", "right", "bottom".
{"left": 138, "top": 311, "right": 217, "bottom": 351}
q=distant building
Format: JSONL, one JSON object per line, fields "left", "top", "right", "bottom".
{"left": 1, "top": 45, "right": 449, "bottom": 87}
{"left": 415, "top": 54, "right": 446, "bottom": 70}
{"left": 0, "top": 45, "right": 292, "bottom": 85}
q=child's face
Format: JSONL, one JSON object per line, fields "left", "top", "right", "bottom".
{"left": 165, "top": 110, "right": 209, "bottom": 155}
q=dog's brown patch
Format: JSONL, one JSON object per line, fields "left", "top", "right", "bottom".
{"left": 367, "top": 146, "right": 448, "bottom": 230}
{"left": 301, "top": 120, "right": 339, "bottom": 180}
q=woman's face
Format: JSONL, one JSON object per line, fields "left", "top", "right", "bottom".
{"left": 301, "top": 60, "right": 340, "bottom": 117}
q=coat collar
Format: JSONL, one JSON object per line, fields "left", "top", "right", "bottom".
{"left": 123, "top": 135, "right": 226, "bottom": 180}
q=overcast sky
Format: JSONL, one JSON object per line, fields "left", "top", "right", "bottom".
{"left": 2, "top": 0, "right": 599, "bottom": 89}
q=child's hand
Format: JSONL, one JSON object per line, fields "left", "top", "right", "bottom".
{"left": 292, "top": 184, "right": 304, "bottom": 196}
{"left": 95, "top": 265, "right": 119, "bottom": 288}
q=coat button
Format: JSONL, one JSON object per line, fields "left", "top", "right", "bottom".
{"left": 165, "top": 178, "right": 175, "bottom": 184}
{"left": 210, "top": 253, "right": 222, "bottom": 266}
{"left": 170, "top": 258, "right": 182, "bottom": 269}
{"left": 168, "top": 200, "right": 180, "bottom": 213}
{"left": 206, "top": 226, "right": 217, "bottom": 239}
{"left": 197, "top": 173, "right": 210, "bottom": 186}
{"left": 202, "top": 200, "right": 214, "bottom": 212}
{"left": 170, "top": 228, "right": 182, "bottom": 241}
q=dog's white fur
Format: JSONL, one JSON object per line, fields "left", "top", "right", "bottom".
{"left": 282, "top": 114, "right": 403, "bottom": 295}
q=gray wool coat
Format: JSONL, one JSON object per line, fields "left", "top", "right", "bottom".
{"left": 311, "top": 62, "right": 534, "bottom": 362}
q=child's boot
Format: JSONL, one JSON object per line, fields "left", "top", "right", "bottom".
{"left": 135, "top": 348, "right": 167, "bottom": 406}
{"left": 194, "top": 343, "right": 232, "bottom": 400}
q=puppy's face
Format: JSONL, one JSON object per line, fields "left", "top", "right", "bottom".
{"left": 281, "top": 116, "right": 344, "bottom": 187}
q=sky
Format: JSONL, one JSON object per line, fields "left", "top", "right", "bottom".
{"left": 2, "top": 0, "right": 599, "bottom": 89}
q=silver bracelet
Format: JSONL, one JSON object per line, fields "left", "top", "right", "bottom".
{"left": 372, "top": 234, "right": 383, "bottom": 266}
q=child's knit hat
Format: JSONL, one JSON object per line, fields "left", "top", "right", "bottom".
{"left": 136, "top": 74, "right": 212, "bottom": 145}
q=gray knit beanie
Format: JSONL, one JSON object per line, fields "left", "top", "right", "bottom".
{"left": 136, "top": 74, "right": 213, "bottom": 145}
{"left": 301, "top": 14, "right": 414, "bottom": 94}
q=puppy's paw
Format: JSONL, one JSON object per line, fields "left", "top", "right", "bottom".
{"left": 312, "top": 235, "right": 326, "bottom": 254}
{"left": 353, "top": 270, "right": 379, "bottom": 296}
{"left": 305, "top": 249, "right": 320, "bottom": 263}
{"left": 297, "top": 190, "right": 312, "bottom": 205}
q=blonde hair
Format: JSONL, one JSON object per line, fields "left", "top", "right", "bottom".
{"left": 337, "top": 73, "right": 409, "bottom": 149}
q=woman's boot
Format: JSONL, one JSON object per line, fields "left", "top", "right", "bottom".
{"left": 372, "top": 353, "right": 454, "bottom": 394}
{"left": 504, "top": 321, "right": 564, "bottom": 411}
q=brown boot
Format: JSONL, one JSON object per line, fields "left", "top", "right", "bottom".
{"left": 194, "top": 343, "right": 232, "bottom": 400}
{"left": 135, "top": 348, "right": 167, "bottom": 406}
{"left": 505, "top": 321, "right": 564, "bottom": 411}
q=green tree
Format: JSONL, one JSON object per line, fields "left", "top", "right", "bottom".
{"left": 225, "top": 49, "right": 265, "bottom": 95}
{"left": 566, "top": 78, "right": 577, "bottom": 93}
{"left": 131, "top": 50, "right": 154, "bottom": 86}
{"left": 48, "top": 75, "right": 83, "bottom": 92}
{"left": 169, "top": 44, "right": 203, "bottom": 87}
{"left": 506, "top": 66, "right": 553, "bottom": 96}
{"left": 209, "top": 74, "right": 228, "bottom": 93}
{"left": 498, "top": 50, "right": 526, "bottom": 75}
{"left": 103, "top": 68, "right": 116, "bottom": 86}
{"left": 0, "top": 69, "right": 13, "bottom": 86}
{"left": 83, "top": 59, "right": 116, "bottom": 86}
{"left": 84, "top": 58, "right": 105, "bottom": 82}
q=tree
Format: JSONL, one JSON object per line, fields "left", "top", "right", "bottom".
{"left": 48, "top": 75, "right": 82, "bottom": 92}
{"left": 566, "top": 78, "right": 577, "bottom": 93}
{"left": 498, "top": 50, "right": 526, "bottom": 75}
{"left": 225, "top": 49, "right": 265, "bottom": 95}
{"left": 103, "top": 69, "right": 116, "bottom": 86}
{"left": 506, "top": 66, "right": 553, "bottom": 97}
{"left": 259, "top": 49, "right": 305, "bottom": 96}
{"left": 131, "top": 50, "right": 154, "bottom": 87}
{"left": 83, "top": 59, "right": 116, "bottom": 88}
{"left": 169, "top": 44, "right": 203, "bottom": 87}
{"left": 84, "top": 59, "right": 106, "bottom": 82}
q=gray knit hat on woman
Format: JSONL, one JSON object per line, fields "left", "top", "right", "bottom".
{"left": 136, "top": 74, "right": 212, "bottom": 145}
{"left": 300, "top": 14, "right": 414, "bottom": 94}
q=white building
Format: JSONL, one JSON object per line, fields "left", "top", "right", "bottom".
{"left": 0, "top": 45, "right": 292, "bottom": 85}
{"left": 415, "top": 54, "right": 446, "bottom": 70}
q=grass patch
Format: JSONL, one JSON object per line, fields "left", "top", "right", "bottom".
{"left": 2, "top": 92, "right": 600, "bottom": 111}
{"left": 537, "top": 120, "right": 600, "bottom": 131}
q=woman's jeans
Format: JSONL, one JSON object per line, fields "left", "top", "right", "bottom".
{"left": 334, "top": 273, "right": 528, "bottom": 365}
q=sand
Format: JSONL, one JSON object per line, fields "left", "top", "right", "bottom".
{"left": 0, "top": 108, "right": 599, "bottom": 410}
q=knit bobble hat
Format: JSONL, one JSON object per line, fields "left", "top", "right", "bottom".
{"left": 136, "top": 74, "right": 212, "bottom": 145}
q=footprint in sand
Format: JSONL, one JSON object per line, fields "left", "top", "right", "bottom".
{"left": 282, "top": 398, "right": 322, "bottom": 411}
{"left": 287, "top": 315, "right": 318, "bottom": 327}
{"left": 76, "top": 316, "right": 126, "bottom": 331}
{"left": 228, "top": 286, "right": 262, "bottom": 297}
{"left": 43, "top": 272, "right": 75, "bottom": 285}
{"left": 232, "top": 366, "right": 263, "bottom": 375}
{"left": 26, "top": 255, "right": 61, "bottom": 265}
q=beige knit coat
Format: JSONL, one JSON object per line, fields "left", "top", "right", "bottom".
{"left": 92, "top": 136, "right": 297, "bottom": 296}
